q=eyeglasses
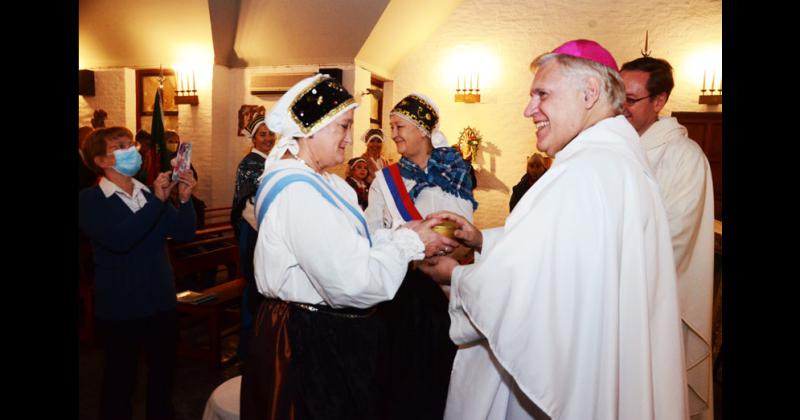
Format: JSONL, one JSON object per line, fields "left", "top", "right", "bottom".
{"left": 625, "top": 95, "right": 653, "bottom": 106}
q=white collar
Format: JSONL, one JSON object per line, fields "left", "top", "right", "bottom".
{"left": 251, "top": 147, "right": 269, "bottom": 159}
{"left": 99, "top": 176, "right": 150, "bottom": 199}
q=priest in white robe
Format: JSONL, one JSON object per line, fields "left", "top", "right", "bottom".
{"left": 621, "top": 56, "right": 716, "bottom": 420}
{"left": 421, "top": 39, "right": 688, "bottom": 420}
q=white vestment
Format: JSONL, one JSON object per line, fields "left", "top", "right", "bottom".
{"left": 641, "top": 117, "right": 715, "bottom": 419}
{"left": 252, "top": 159, "right": 425, "bottom": 308}
{"left": 446, "top": 116, "right": 688, "bottom": 420}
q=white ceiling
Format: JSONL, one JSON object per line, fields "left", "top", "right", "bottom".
{"left": 79, "top": 0, "right": 463, "bottom": 76}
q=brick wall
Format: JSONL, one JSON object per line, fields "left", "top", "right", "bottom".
{"left": 390, "top": 0, "right": 721, "bottom": 229}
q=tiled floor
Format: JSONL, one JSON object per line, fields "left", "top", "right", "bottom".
{"left": 78, "top": 329, "right": 241, "bottom": 420}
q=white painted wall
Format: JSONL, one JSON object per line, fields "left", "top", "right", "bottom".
{"left": 390, "top": 0, "right": 722, "bottom": 228}
{"left": 78, "top": 0, "right": 721, "bottom": 225}
{"left": 78, "top": 69, "right": 136, "bottom": 129}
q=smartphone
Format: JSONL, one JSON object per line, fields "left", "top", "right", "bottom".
{"left": 171, "top": 142, "right": 192, "bottom": 182}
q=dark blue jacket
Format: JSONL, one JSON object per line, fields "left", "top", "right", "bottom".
{"left": 79, "top": 185, "right": 196, "bottom": 320}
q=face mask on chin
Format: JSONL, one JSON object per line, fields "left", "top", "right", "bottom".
{"left": 112, "top": 146, "right": 143, "bottom": 176}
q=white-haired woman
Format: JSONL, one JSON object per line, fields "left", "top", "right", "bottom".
{"left": 365, "top": 93, "right": 478, "bottom": 420}
{"left": 239, "top": 74, "right": 457, "bottom": 420}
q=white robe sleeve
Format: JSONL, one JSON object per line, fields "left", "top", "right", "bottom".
{"left": 448, "top": 227, "right": 504, "bottom": 345}
{"left": 265, "top": 181, "right": 424, "bottom": 308}
{"left": 660, "top": 144, "right": 711, "bottom": 270}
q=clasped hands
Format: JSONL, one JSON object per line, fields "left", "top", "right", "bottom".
{"left": 406, "top": 211, "right": 483, "bottom": 285}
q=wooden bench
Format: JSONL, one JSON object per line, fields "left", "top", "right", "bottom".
{"left": 170, "top": 235, "right": 240, "bottom": 285}
{"left": 170, "top": 235, "right": 243, "bottom": 368}
{"left": 204, "top": 206, "right": 232, "bottom": 229}
{"left": 176, "top": 277, "right": 245, "bottom": 368}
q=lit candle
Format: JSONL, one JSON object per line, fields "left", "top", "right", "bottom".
{"left": 710, "top": 70, "right": 715, "bottom": 92}
{"left": 469, "top": 72, "right": 473, "bottom": 91}
{"left": 702, "top": 69, "right": 706, "bottom": 91}
{"left": 476, "top": 72, "right": 480, "bottom": 90}
{"left": 191, "top": 70, "right": 196, "bottom": 92}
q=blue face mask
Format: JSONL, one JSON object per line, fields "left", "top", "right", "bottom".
{"left": 112, "top": 146, "right": 142, "bottom": 176}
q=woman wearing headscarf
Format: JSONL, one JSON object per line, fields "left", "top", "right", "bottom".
{"left": 239, "top": 74, "right": 458, "bottom": 420}
{"left": 230, "top": 114, "right": 276, "bottom": 362}
{"left": 360, "top": 127, "right": 390, "bottom": 184}
{"left": 365, "top": 93, "right": 478, "bottom": 420}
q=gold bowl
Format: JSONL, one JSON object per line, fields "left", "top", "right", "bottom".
{"left": 432, "top": 221, "right": 458, "bottom": 239}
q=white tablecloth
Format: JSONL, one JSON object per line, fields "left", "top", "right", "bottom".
{"left": 202, "top": 375, "right": 241, "bottom": 420}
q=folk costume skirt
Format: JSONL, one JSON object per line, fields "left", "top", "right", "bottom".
{"left": 240, "top": 298, "right": 384, "bottom": 420}
{"left": 377, "top": 268, "right": 457, "bottom": 420}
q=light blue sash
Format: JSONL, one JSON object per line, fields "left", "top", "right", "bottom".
{"left": 255, "top": 168, "right": 372, "bottom": 246}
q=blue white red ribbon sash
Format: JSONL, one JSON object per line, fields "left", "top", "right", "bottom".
{"left": 381, "top": 164, "right": 422, "bottom": 222}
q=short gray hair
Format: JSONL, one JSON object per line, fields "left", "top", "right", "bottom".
{"left": 531, "top": 53, "right": 625, "bottom": 114}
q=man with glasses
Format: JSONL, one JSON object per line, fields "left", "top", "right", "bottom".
{"left": 621, "top": 56, "right": 715, "bottom": 420}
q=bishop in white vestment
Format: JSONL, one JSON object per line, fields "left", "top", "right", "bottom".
{"left": 422, "top": 39, "right": 688, "bottom": 420}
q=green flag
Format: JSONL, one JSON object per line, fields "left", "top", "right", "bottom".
{"left": 151, "top": 87, "right": 170, "bottom": 171}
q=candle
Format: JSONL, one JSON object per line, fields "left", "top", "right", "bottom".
{"left": 191, "top": 70, "right": 196, "bottom": 92}
{"left": 476, "top": 72, "right": 480, "bottom": 90}
{"left": 469, "top": 73, "right": 473, "bottom": 91}
{"left": 710, "top": 70, "right": 715, "bottom": 92}
{"left": 702, "top": 69, "right": 706, "bottom": 91}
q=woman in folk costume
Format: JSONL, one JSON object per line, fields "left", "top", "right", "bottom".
{"left": 360, "top": 127, "right": 390, "bottom": 185}
{"left": 364, "top": 93, "right": 478, "bottom": 420}
{"left": 239, "top": 74, "right": 458, "bottom": 420}
{"left": 230, "top": 114, "right": 275, "bottom": 362}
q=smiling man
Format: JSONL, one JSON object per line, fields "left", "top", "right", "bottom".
{"left": 621, "top": 56, "right": 715, "bottom": 420}
{"left": 420, "top": 39, "right": 687, "bottom": 420}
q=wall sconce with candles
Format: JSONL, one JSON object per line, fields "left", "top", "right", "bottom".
{"left": 455, "top": 72, "right": 481, "bottom": 103}
{"left": 699, "top": 69, "right": 721, "bottom": 105}
{"left": 174, "top": 67, "right": 199, "bottom": 106}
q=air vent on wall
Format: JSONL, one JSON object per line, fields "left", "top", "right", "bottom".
{"left": 79, "top": 69, "right": 95, "bottom": 96}
{"left": 250, "top": 72, "right": 317, "bottom": 95}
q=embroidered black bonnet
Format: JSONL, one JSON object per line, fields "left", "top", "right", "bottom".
{"left": 390, "top": 94, "right": 439, "bottom": 135}
{"left": 289, "top": 76, "right": 355, "bottom": 135}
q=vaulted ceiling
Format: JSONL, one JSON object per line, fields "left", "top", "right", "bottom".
{"left": 79, "top": 0, "right": 462, "bottom": 77}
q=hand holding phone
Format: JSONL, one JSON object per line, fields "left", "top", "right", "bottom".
{"left": 171, "top": 142, "right": 192, "bottom": 182}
